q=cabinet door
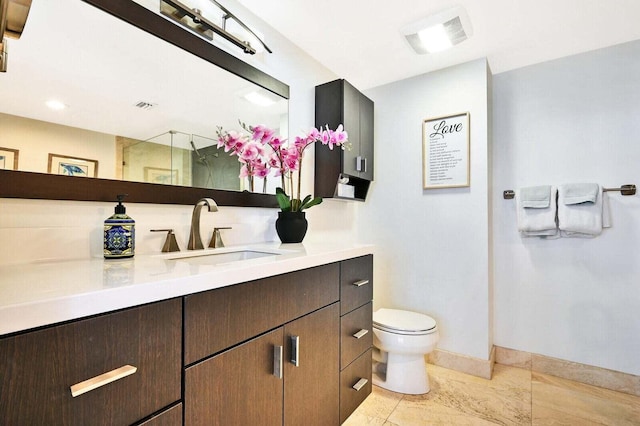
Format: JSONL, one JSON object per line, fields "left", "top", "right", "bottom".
{"left": 184, "top": 328, "right": 284, "bottom": 425}
{"left": 359, "top": 93, "right": 374, "bottom": 181}
{"left": 0, "top": 299, "right": 181, "bottom": 426}
{"left": 284, "top": 303, "right": 340, "bottom": 426}
{"left": 342, "top": 80, "right": 361, "bottom": 177}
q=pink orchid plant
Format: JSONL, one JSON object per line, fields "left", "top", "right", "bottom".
{"left": 216, "top": 122, "right": 348, "bottom": 212}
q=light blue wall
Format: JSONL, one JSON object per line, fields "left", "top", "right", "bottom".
{"left": 492, "top": 40, "right": 640, "bottom": 375}
{"left": 362, "top": 59, "right": 493, "bottom": 360}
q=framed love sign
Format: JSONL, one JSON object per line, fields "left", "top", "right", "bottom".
{"left": 422, "top": 112, "right": 470, "bottom": 189}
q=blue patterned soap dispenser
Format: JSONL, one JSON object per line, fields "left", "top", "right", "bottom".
{"left": 104, "top": 194, "right": 135, "bottom": 259}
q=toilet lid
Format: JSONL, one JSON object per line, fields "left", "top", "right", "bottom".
{"left": 373, "top": 308, "right": 437, "bottom": 334}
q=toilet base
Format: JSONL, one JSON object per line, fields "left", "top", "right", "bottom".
{"left": 372, "top": 349, "right": 431, "bottom": 395}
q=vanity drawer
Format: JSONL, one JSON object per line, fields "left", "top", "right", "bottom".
{"left": 340, "top": 348, "right": 373, "bottom": 424}
{"left": 184, "top": 263, "right": 340, "bottom": 364}
{"left": 0, "top": 299, "right": 182, "bottom": 426}
{"left": 340, "top": 255, "right": 373, "bottom": 315}
{"left": 341, "top": 302, "right": 373, "bottom": 369}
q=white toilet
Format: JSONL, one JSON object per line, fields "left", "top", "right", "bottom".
{"left": 372, "top": 308, "right": 439, "bottom": 395}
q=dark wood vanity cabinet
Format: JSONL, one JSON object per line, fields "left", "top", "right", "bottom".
{"left": 315, "top": 79, "right": 374, "bottom": 201}
{"left": 0, "top": 299, "right": 182, "bottom": 425}
{"left": 339, "top": 255, "right": 374, "bottom": 423}
{"left": 185, "top": 303, "right": 340, "bottom": 425}
{"left": 0, "top": 255, "right": 373, "bottom": 425}
{"left": 183, "top": 264, "right": 341, "bottom": 425}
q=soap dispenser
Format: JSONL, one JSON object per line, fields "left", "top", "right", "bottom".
{"left": 104, "top": 194, "right": 135, "bottom": 259}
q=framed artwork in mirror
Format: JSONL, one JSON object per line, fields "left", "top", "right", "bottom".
{"left": 48, "top": 153, "right": 99, "bottom": 178}
{"left": 422, "top": 112, "right": 470, "bottom": 189}
{"left": 0, "top": 147, "right": 19, "bottom": 170}
{"left": 144, "top": 167, "right": 178, "bottom": 185}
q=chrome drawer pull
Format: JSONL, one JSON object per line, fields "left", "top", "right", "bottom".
{"left": 353, "top": 329, "right": 369, "bottom": 339}
{"left": 290, "top": 335, "right": 300, "bottom": 367}
{"left": 352, "top": 279, "right": 369, "bottom": 287}
{"left": 352, "top": 378, "right": 368, "bottom": 391}
{"left": 274, "top": 345, "right": 283, "bottom": 379}
{"left": 70, "top": 364, "right": 137, "bottom": 397}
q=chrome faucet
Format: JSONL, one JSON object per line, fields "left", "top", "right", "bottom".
{"left": 188, "top": 198, "right": 218, "bottom": 250}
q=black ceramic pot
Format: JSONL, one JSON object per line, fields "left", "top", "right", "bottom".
{"left": 275, "top": 211, "right": 308, "bottom": 243}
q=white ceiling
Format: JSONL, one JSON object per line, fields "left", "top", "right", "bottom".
{"left": 238, "top": 0, "right": 640, "bottom": 90}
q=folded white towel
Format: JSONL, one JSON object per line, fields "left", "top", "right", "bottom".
{"left": 562, "top": 183, "right": 599, "bottom": 204}
{"left": 519, "top": 185, "right": 552, "bottom": 208}
{"left": 558, "top": 183, "right": 605, "bottom": 238}
{"left": 516, "top": 185, "right": 559, "bottom": 238}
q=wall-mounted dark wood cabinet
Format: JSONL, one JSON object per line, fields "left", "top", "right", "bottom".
{"left": 315, "top": 79, "right": 374, "bottom": 201}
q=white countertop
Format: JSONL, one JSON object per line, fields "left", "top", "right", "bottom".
{"left": 0, "top": 242, "right": 374, "bottom": 336}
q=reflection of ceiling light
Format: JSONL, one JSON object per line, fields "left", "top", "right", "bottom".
{"left": 45, "top": 100, "right": 66, "bottom": 110}
{"left": 244, "top": 91, "right": 275, "bottom": 107}
{"left": 402, "top": 6, "right": 472, "bottom": 54}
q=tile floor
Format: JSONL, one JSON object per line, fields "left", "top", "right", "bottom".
{"left": 344, "top": 363, "right": 640, "bottom": 425}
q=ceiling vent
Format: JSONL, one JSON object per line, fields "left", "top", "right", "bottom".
{"left": 134, "top": 101, "right": 156, "bottom": 110}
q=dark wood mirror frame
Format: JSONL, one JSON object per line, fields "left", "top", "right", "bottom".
{"left": 0, "top": 0, "right": 287, "bottom": 207}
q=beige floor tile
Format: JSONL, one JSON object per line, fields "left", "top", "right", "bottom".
{"left": 532, "top": 372, "right": 640, "bottom": 426}
{"left": 388, "top": 399, "right": 501, "bottom": 425}
{"left": 393, "top": 364, "right": 531, "bottom": 425}
{"left": 343, "top": 385, "right": 404, "bottom": 425}
{"left": 349, "top": 362, "right": 638, "bottom": 426}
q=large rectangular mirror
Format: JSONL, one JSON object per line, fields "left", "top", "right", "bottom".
{"left": 0, "top": 0, "right": 288, "bottom": 207}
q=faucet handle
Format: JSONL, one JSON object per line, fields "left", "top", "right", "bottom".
{"left": 209, "top": 227, "right": 232, "bottom": 249}
{"left": 151, "top": 229, "right": 181, "bottom": 253}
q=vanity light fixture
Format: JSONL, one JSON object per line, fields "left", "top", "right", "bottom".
{"left": 1, "top": 0, "right": 33, "bottom": 72}
{"left": 160, "top": 0, "right": 272, "bottom": 55}
{"left": 0, "top": 38, "right": 6, "bottom": 72}
{"left": 401, "top": 5, "right": 472, "bottom": 54}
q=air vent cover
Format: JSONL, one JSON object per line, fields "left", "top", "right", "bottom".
{"left": 134, "top": 101, "right": 156, "bottom": 110}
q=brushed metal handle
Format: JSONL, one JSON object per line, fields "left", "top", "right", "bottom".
{"left": 356, "top": 156, "right": 367, "bottom": 173}
{"left": 70, "top": 365, "right": 137, "bottom": 397}
{"left": 352, "top": 378, "right": 368, "bottom": 391}
{"left": 290, "top": 335, "right": 300, "bottom": 367}
{"left": 352, "top": 279, "right": 369, "bottom": 287}
{"left": 274, "top": 345, "right": 283, "bottom": 379}
{"left": 353, "top": 329, "right": 369, "bottom": 339}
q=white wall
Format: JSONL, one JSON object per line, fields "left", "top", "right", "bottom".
{"left": 0, "top": 0, "right": 350, "bottom": 266}
{"left": 492, "top": 40, "right": 640, "bottom": 375}
{"left": 0, "top": 113, "right": 116, "bottom": 178}
{"left": 361, "top": 59, "right": 493, "bottom": 360}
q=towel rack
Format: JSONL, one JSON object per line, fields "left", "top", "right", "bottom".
{"left": 503, "top": 184, "right": 636, "bottom": 200}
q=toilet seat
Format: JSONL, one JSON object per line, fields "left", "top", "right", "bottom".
{"left": 373, "top": 308, "right": 437, "bottom": 335}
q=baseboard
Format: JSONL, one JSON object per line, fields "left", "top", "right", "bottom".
{"left": 495, "top": 346, "right": 640, "bottom": 397}
{"left": 427, "top": 346, "right": 496, "bottom": 380}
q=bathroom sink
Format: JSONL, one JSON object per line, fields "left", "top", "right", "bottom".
{"left": 165, "top": 249, "right": 283, "bottom": 266}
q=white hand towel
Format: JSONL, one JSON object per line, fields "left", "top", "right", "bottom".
{"left": 558, "top": 183, "right": 604, "bottom": 238}
{"left": 515, "top": 185, "right": 559, "bottom": 238}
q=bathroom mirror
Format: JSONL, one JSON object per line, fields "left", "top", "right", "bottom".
{"left": 0, "top": 0, "right": 288, "bottom": 207}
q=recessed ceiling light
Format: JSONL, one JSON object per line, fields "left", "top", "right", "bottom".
{"left": 418, "top": 24, "right": 452, "bottom": 53}
{"left": 402, "top": 6, "right": 473, "bottom": 54}
{"left": 45, "top": 100, "right": 66, "bottom": 110}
